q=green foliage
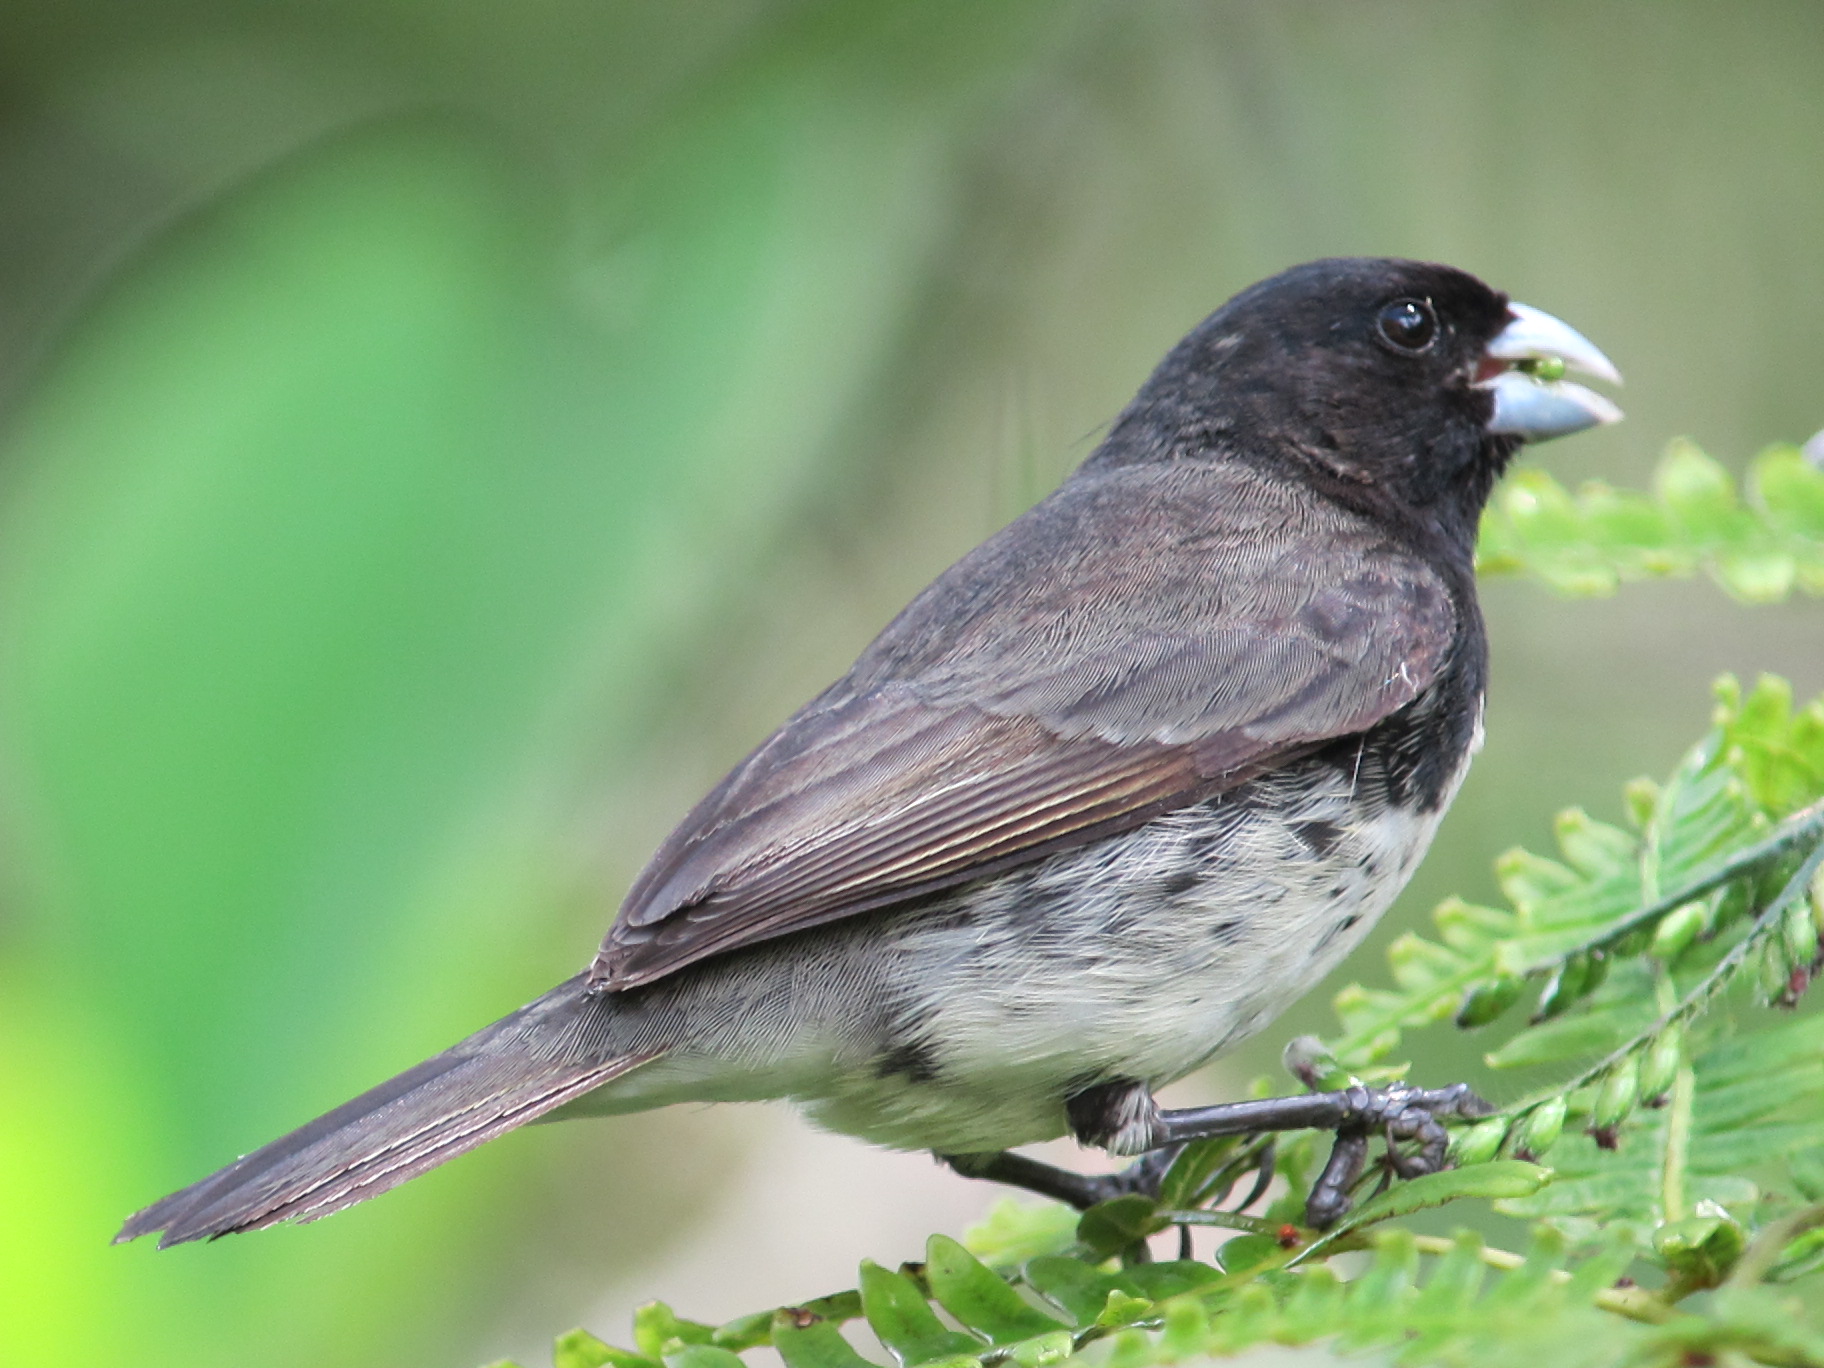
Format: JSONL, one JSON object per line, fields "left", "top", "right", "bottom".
{"left": 1477, "top": 440, "right": 1824, "bottom": 600}
{"left": 510, "top": 1222, "right": 1824, "bottom": 1368}
{"left": 508, "top": 448, "right": 1824, "bottom": 1367}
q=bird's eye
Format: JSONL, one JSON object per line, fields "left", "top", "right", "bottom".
{"left": 1376, "top": 298, "right": 1437, "bottom": 352}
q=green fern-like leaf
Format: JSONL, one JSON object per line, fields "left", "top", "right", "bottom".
{"left": 1476, "top": 442, "right": 1824, "bottom": 600}
{"left": 549, "top": 1223, "right": 1824, "bottom": 1368}
{"left": 512, "top": 444, "right": 1824, "bottom": 1368}
{"left": 1327, "top": 674, "right": 1824, "bottom": 1083}
{"left": 520, "top": 683, "right": 1824, "bottom": 1367}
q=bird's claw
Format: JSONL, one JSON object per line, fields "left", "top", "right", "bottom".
{"left": 1304, "top": 1081, "right": 1492, "bottom": 1229}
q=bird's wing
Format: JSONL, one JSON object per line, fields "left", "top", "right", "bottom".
{"left": 592, "top": 459, "right": 1459, "bottom": 989}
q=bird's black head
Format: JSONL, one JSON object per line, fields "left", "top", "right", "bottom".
{"left": 1091, "top": 257, "right": 1620, "bottom": 545}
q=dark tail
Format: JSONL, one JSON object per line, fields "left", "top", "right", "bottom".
{"left": 116, "top": 974, "right": 656, "bottom": 1248}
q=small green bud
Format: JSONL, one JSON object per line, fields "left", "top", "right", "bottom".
{"left": 1532, "top": 965, "right": 1569, "bottom": 1021}
{"left": 1638, "top": 1025, "right": 1684, "bottom": 1103}
{"left": 1650, "top": 901, "right": 1708, "bottom": 961}
{"left": 1593, "top": 1056, "right": 1640, "bottom": 1132}
{"left": 1517, "top": 1096, "right": 1568, "bottom": 1158}
{"left": 1282, "top": 1035, "right": 1352, "bottom": 1092}
{"left": 1448, "top": 1117, "right": 1509, "bottom": 1166}
{"left": 1783, "top": 892, "right": 1819, "bottom": 968}
{"left": 1455, "top": 975, "right": 1523, "bottom": 1029}
{"left": 1712, "top": 880, "right": 1752, "bottom": 935}
{"left": 1534, "top": 952, "right": 1605, "bottom": 1021}
{"left": 1761, "top": 939, "right": 1796, "bottom": 1005}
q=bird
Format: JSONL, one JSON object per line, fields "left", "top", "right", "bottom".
{"left": 117, "top": 257, "right": 1621, "bottom": 1248}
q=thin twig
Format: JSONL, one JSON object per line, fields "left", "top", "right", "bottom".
{"left": 1655, "top": 965, "right": 1693, "bottom": 1226}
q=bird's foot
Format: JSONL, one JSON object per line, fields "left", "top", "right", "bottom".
{"left": 1302, "top": 1082, "right": 1495, "bottom": 1228}
{"left": 1146, "top": 1080, "right": 1493, "bottom": 1229}
{"left": 944, "top": 1078, "right": 1488, "bottom": 1234}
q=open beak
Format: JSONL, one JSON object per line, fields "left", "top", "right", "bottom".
{"left": 1479, "top": 301, "right": 1623, "bottom": 443}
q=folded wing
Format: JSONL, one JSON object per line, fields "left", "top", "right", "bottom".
{"left": 593, "top": 459, "right": 1459, "bottom": 989}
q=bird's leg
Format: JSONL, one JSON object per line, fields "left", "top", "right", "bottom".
{"left": 938, "top": 1143, "right": 1183, "bottom": 1211}
{"left": 1064, "top": 1077, "right": 1493, "bottom": 1229}
{"left": 940, "top": 1082, "right": 1189, "bottom": 1213}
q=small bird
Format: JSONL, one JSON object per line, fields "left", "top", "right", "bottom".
{"left": 118, "top": 258, "right": 1620, "bottom": 1247}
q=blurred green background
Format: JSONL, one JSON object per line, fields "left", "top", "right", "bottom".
{"left": 0, "top": 3, "right": 1821, "bottom": 1365}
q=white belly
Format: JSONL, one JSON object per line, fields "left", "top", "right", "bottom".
{"left": 564, "top": 731, "right": 1475, "bottom": 1155}
{"left": 802, "top": 748, "right": 1468, "bottom": 1152}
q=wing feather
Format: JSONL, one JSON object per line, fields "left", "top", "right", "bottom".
{"left": 594, "top": 459, "right": 1459, "bottom": 989}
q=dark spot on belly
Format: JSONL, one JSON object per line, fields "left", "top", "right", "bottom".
{"left": 1161, "top": 870, "right": 1201, "bottom": 897}
{"left": 875, "top": 1040, "right": 940, "bottom": 1084}
{"left": 1210, "top": 917, "right": 1245, "bottom": 945}
{"left": 1294, "top": 819, "right": 1344, "bottom": 857}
